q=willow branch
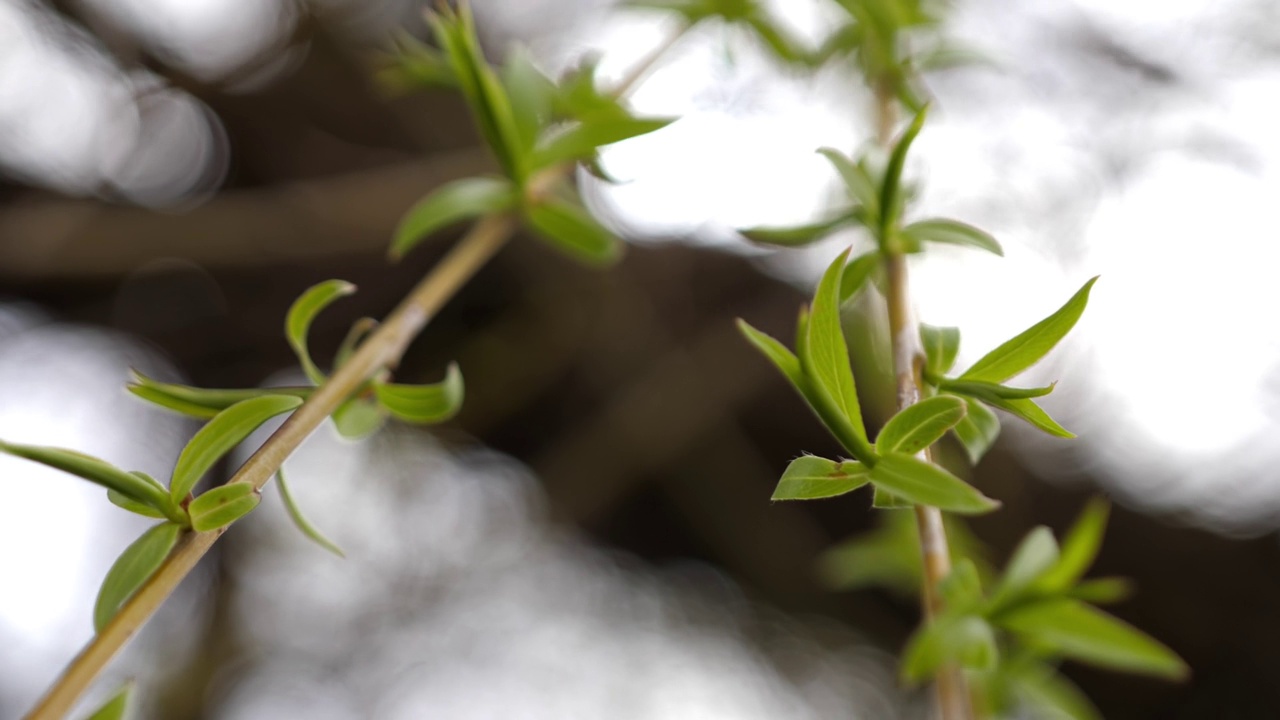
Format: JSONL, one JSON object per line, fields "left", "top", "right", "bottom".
{"left": 875, "top": 86, "right": 973, "bottom": 720}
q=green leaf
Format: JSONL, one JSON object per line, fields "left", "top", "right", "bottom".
{"left": 870, "top": 452, "right": 999, "bottom": 514}
{"left": 872, "top": 485, "right": 914, "bottom": 508}
{"left": 390, "top": 177, "right": 517, "bottom": 260}
{"left": 378, "top": 32, "right": 456, "bottom": 93}
{"left": 985, "top": 396, "right": 1074, "bottom": 438}
{"left": 332, "top": 397, "right": 386, "bottom": 440}
{"left": 902, "top": 614, "right": 999, "bottom": 684}
{"left": 276, "top": 468, "right": 344, "bottom": 557}
{"left": 286, "top": 280, "right": 356, "bottom": 385}
{"left": 740, "top": 212, "right": 855, "bottom": 248}
{"left": 940, "top": 559, "right": 985, "bottom": 609}
{"left": 880, "top": 106, "right": 928, "bottom": 234}
{"left": 532, "top": 117, "right": 673, "bottom": 171}
{"left": 188, "top": 483, "right": 260, "bottom": 532}
{"left": 961, "top": 277, "right": 1099, "bottom": 384}
{"left": 501, "top": 47, "right": 556, "bottom": 155}
{"left": 94, "top": 522, "right": 182, "bottom": 632}
{"left": 107, "top": 482, "right": 166, "bottom": 520}
{"left": 817, "top": 147, "right": 880, "bottom": 217}
{"left": 128, "top": 371, "right": 311, "bottom": 420}
{"left": 920, "top": 324, "right": 960, "bottom": 376}
{"left": 375, "top": 363, "right": 465, "bottom": 424}
{"left": 85, "top": 680, "right": 135, "bottom": 720}
{"left": 737, "top": 319, "right": 803, "bottom": 383}
{"left": 903, "top": 218, "right": 1003, "bottom": 255}
{"left": 0, "top": 442, "right": 180, "bottom": 522}
{"left": 838, "top": 251, "right": 881, "bottom": 303}
{"left": 950, "top": 394, "right": 1000, "bottom": 464}
{"left": 997, "top": 598, "right": 1188, "bottom": 679}
{"left": 1037, "top": 498, "right": 1109, "bottom": 593}
{"left": 771, "top": 455, "right": 870, "bottom": 500}
{"left": 526, "top": 198, "right": 623, "bottom": 266}
{"left": 798, "top": 248, "right": 875, "bottom": 462}
{"left": 876, "top": 395, "right": 966, "bottom": 455}
{"left": 993, "top": 526, "right": 1060, "bottom": 606}
{"left": 334, "top": 318, "right": 378, "bottom": 370}
{"left": 1069, "top": 577, "right": 1132, "bottom": 605}
{"left": 942, "top": 379, "right": 1056, "bottom": 401}
{"left": 170, "top": 395, "right": 304, "bottom": 503}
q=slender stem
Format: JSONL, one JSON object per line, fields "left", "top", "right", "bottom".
{"left": 875, "top": 86, "right": 973, "bottom": 720}
{"left": 25, "top": 214, "right": 516, "bottom": 720}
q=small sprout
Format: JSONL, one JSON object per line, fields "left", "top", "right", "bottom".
{"left": 960, "top": 277, "right": 1099, "bottom": 384}
{"left": 373, "top": 363, "right": 465, "bottom": 424}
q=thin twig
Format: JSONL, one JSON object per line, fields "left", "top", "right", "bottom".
{"left": 875, "top": 86, "right": 973, "bottom": 720}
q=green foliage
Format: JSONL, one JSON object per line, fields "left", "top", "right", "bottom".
{"left": 771, "top": 455, "right": 870, "bottom": 500}
{"left": 870, "top": 452, "right": 998, "bottom": 514}
{"left": 127, "top": 371, "right": 311, "bottom": 420}
{"left": 903, "top": 218, "right": 1003, "bottom": 256}
{"left": 187, "top": 483, "right": 260, "bottom": 533}
{"left": 169, "top": 395, "right": 304, "bottom": 503}
{"left": 276, "top": 469, "right": 344, "bottom": 557}
{"left": 84, "top": 681, "right": 134, "bottom": 720}
{"left": 373, "top": 363, "right": 465, "bottom": 424}
{"left": 94, "top": 523, "right": 182, "bottom": 632}
{"left": 960, "top": 277, "right": 1099, "bottom": 384}
{"left": 390, "top": 178, "right": 518, "bottom": 259}
{"left": 875, "top": 395, "right": 966, "bottom": 455}
{"left": 0, "top": 443, "right": 184, "bottom": 524}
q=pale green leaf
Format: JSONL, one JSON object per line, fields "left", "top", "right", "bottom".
{"left": 920, "top": 324, "right": 960, "bottom": 376}
{"left": 880, "top": 106, "right": 928, "bottom": 233}
{"left": 771, "top": 455, "right": 870, "bottom": 500}
{"left": 1037, "top": 498, "right": 1110, "bottom": 593}
{"left": 532, "top": 117, "right": 674, "bottom": 170}
{"left": 277, "top": 468, "right": 344, "bottom": 557}
{"left": 390, "top": 177, "right": 517, "bottom": 260}
{"left": 870, "top": 452, "right": 999, "bottom": 515}
{"left": 526, "top": 199, "right": 623, "bottom": 266}
{"left": 943, "top": 379, "right": 1056, "bottom": 401}
{"left": 902, "top": 614, "right": 998, "bottom": 684}
{"left": 961, "top": 277, "right": 1099, "bottom": 383}
{"left": 334, "top": 318, "right": 378, "bottom": 370}
{"left": 740, "top": 213, "right": 855, "bottom": 248}
{"left": 838, "top": 251, "right": 881, "bottom": 302}
{"left": 986, "top": 396, "right": 1074, "bottom": 438}
{"left": 997, "top": 598, "right": 1188, "bottom": 680}
{"left": 332, "top": 397, "right": 386, "bottom": 440}
{"left": 875, "top": 395, "right": 966, "bottom": 455}
{"left": 286, "top": 280, "right": 356, "bottom": 385}
{"left": 170, "top": 395, "right": 304, "bottom": 502}
{"left": 128, "top": 370, "right": 311, "bottom": 419}
{"left": 188, "top": 483, "right": 260, "bottom": 532}
{"left": 950, "top": 394, "right": 1000, "bottom": 464}
{"left": 904, "top": 218, "right": 1003, "bottom": 255}
{"left": 993, "top": 526, "right": 1060, "bottom": 606}
{"left": 374, "top": 363, "right": 465, "bottom": 424}
{"left": 0, "top": 442, "right": 179, "bottom": 522}
{"left": 501, "top": 47, "right": 555, "bottom": 154}
{"left": 94, "top": 522, "right": 182, "bottom": 632}
{"left": 1069, "top": 577, "right": 1132, "bottom": 605}
{"left": 85, "top": 680, "right": 134, "bottom": 720}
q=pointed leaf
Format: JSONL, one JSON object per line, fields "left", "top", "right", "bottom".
{"left": 276, "top": 468, "right": 344, "bottom": 557}
{"left": 0, "top": 442, "right": 178, "bottom": 521}
{"left": 997, "top": 598, "right": 1188, "bottom": 680}
{"left": 872, "top": 485, "right": 914, "bottom": 509}
{"left": 904, "top": 218, "right": 1003, "bottom": 255}
{"left": 799, "top": 248, "right": 874, "bottom": 462}
{"left": 771, "top": 455, "right": 870, "bottom": 500}
{"left": 1038, "top": 498, "right": 1110, "bottom": 593}
{"left": 839, "top": 251, "right": 882, "bottom": 302}
{"left": 993, "top": 526, "right": 1060, "bottom": 606}
{"left": 374, "top": 363, "right": 465, "bottom": 424}
{"left": 501, "top": 47, "right": 556, "bottom": 154}
{"left": 107, "top": 481, "right": 166, "bottom": 520}
{"left": 85, "top": 680, "right": 135, "bottom": 720}
{"left": 286, "top": 280, "right": 356, "bottom": 384}
{"left": 939, "top": 559, "right": 985, "bottom": 610}
{"left": 876, "top": 395, "right": 966, "bottom": 455}
{"left": 870, "top": 452, "right": 999, "bottom": 514}
{"left": 170, "top": 395, "right": 304, "bottom": 502}
{"left": 902, "top": 614, "right": 998, "bottom": 684}
{"left": 188, "top": 483, "right": 260, "bottom": 532}
{"left": 1069, "top": 577, "right": 1132, "bottom": 605}
{"left": 532, "top": 117, "right": 674, "bottom": 170}
{"left": 128, "top": 371, "right": 311, "bottom": 419}
{"left": 961, "top": 277, "right": 1099, "bottom": 383}
{"left": 94, "top": 522, "right": 181, "bottom": 632}
{"left": 332, "top": 396, "right": 386, "bottom": 440}
{"left": 740, "top": 213, "right": 855, "bottom": 248}
{"left": 986, "top": 396, "right": 1074, "bottom": 438}
{"left": 920, "top": 324, "right": 960, "bottom": 376}
{"left": 737, "top": 319, "right": 803, "bottom": 383}
{"left": 526, "top": 198, "right": 623, "bottom": 265}
{"left": 943, "top": 379, "right": 1056, "bottom": 401}
{"left": 390, "top": 177, "right": 517, "bottom": 259}
{"left": 880, "top": 106, "right": 928, "bottom": 233}
{"left": 950, "top": 394, "right": 1000, "bottom": 464}
{"left": 817, "top": 147, "right": 879, "bottom": 216}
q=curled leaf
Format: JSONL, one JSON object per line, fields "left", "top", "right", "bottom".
{"left": 532, "top": 117, "right": 674, "bottom": 171}
{"left": 870, "top": 452, "right": 999, "bottom": 515}
{"left": 85, "top": 680, "right": 135, "bottom": 720}
{"left": 961, "top": 277, "right": 1098, "bottom": 384}
{"left": 390, "top": 177, "right": 517, "bottom": 260}
{"left": 128, "top": 370, "right": 311, "bottom": 420}
{"left": 276, "top": 468, "right": 344, "bottom": 557}
{"left": 374, "top": 363, "right": 465, "bottom": 424}
{"left": 286, "top": 280, "right": 356, "bottom": 385}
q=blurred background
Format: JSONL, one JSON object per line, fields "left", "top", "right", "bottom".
{"left": 1, "top": 0, "right": 1278, "bottom": 717}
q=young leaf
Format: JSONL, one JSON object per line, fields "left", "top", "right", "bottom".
{"left": 1037, "top": 498, "right": 1110, "bottom": 593}
{"left": 501, "top": 47, "right": 556, "bottom": 154}
{"left": 997, "top": 598, "right": 1188, "bottom": 680}
{"left": 870, "top": 452, "right": 999, "bottom": 514}
{"left": 872, "top": 485, "right": 914, "bottom": 509}
{"left": 920, "top": 324, "right": 960, "bottom": 376}
{"left": 817, "top": 147, "right": 880, "bottom": 216}
{"left": 940, "top": 559, "right": 985, "bottom": 610}
{"left": 0, "top": 442, "right": 178, "bottom": 521}
{"left": 531, "top": 117, "right": 673, "bottom": 171}
{"left": 286, "top": 280, "right": 356, "bottom": 385}
{"left": 903, "top": 218, "right": 1003, "bottom": 256}
{"left": 950, "top": 395, "right": 1000, "bottom": 464}
{"left": 992, "top": 526, "right": 1060, "bottom": 606}
{"left": 334, "top": 318, "right": 378, "bottom": 370}
{"left": 277, "top": 468, "right": 344, "bottom": 557}
{"left": 798, "top": 248, "right": 875, "bottom": 462}
{"left": 170, "top": 395, "right": 304, "bottom": 503}
{"left": 985, "top": 396, "right": 1074, "bottom": 438}
{"left": 737, "top": 319, "right": 803, "bottom": 384}
{"left": 85, "top": 680, "right": 134, "bottom": 720}
{"left": 526, "top": 199, "right": 623, "bottom": 266}
{"left": 740, "top": 213, "right": 855, "bottom": 248}
{"left": 332, "top": 396, "right": 387, "bottom": 440}
{"left": 188, "top": 483, "right": 261, "bottom": 533}
{"left": 390, "top": 177, "right": 517, "bottom": 259}
{"left": 373, "top": 363, "right": 465, "bottom": 424}
{"left": 94, "top": 522, "right": 182, "bottom": 632}
{"left": 902, "top": 614, "right": 999, "bottom": 684}
{"left": 880, "top": 106, "right": 928, "bottom": 234}
{"left": 838, "top": 251, "right": 881, "bottom": 302}
{"left": 942, "top": 379, "right": 1056, "bottom": 401}
{"left": 1069, "top": 577, "right": 1132, "bottom": 605}
{"left": 875, "top": 395, "right": 966, "bottom": 455}
{"left": 107, "top": 485, "right": 166, "bottom": 520}
{"left": 128, "top": 370, "right": 311, "bottom": 419}
{"left": 1012, "top": 662, "right": 1103, "bottom": 720}
{"left": 771, "top": 455, "right": 870, "bottom": 500}
{"left": 961, "top": 277, "right": 1099, "bottom": 384}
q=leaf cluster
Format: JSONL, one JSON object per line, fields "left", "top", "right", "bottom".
{"left": 385, "top": 6, "right": 676, "bottom": 265}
